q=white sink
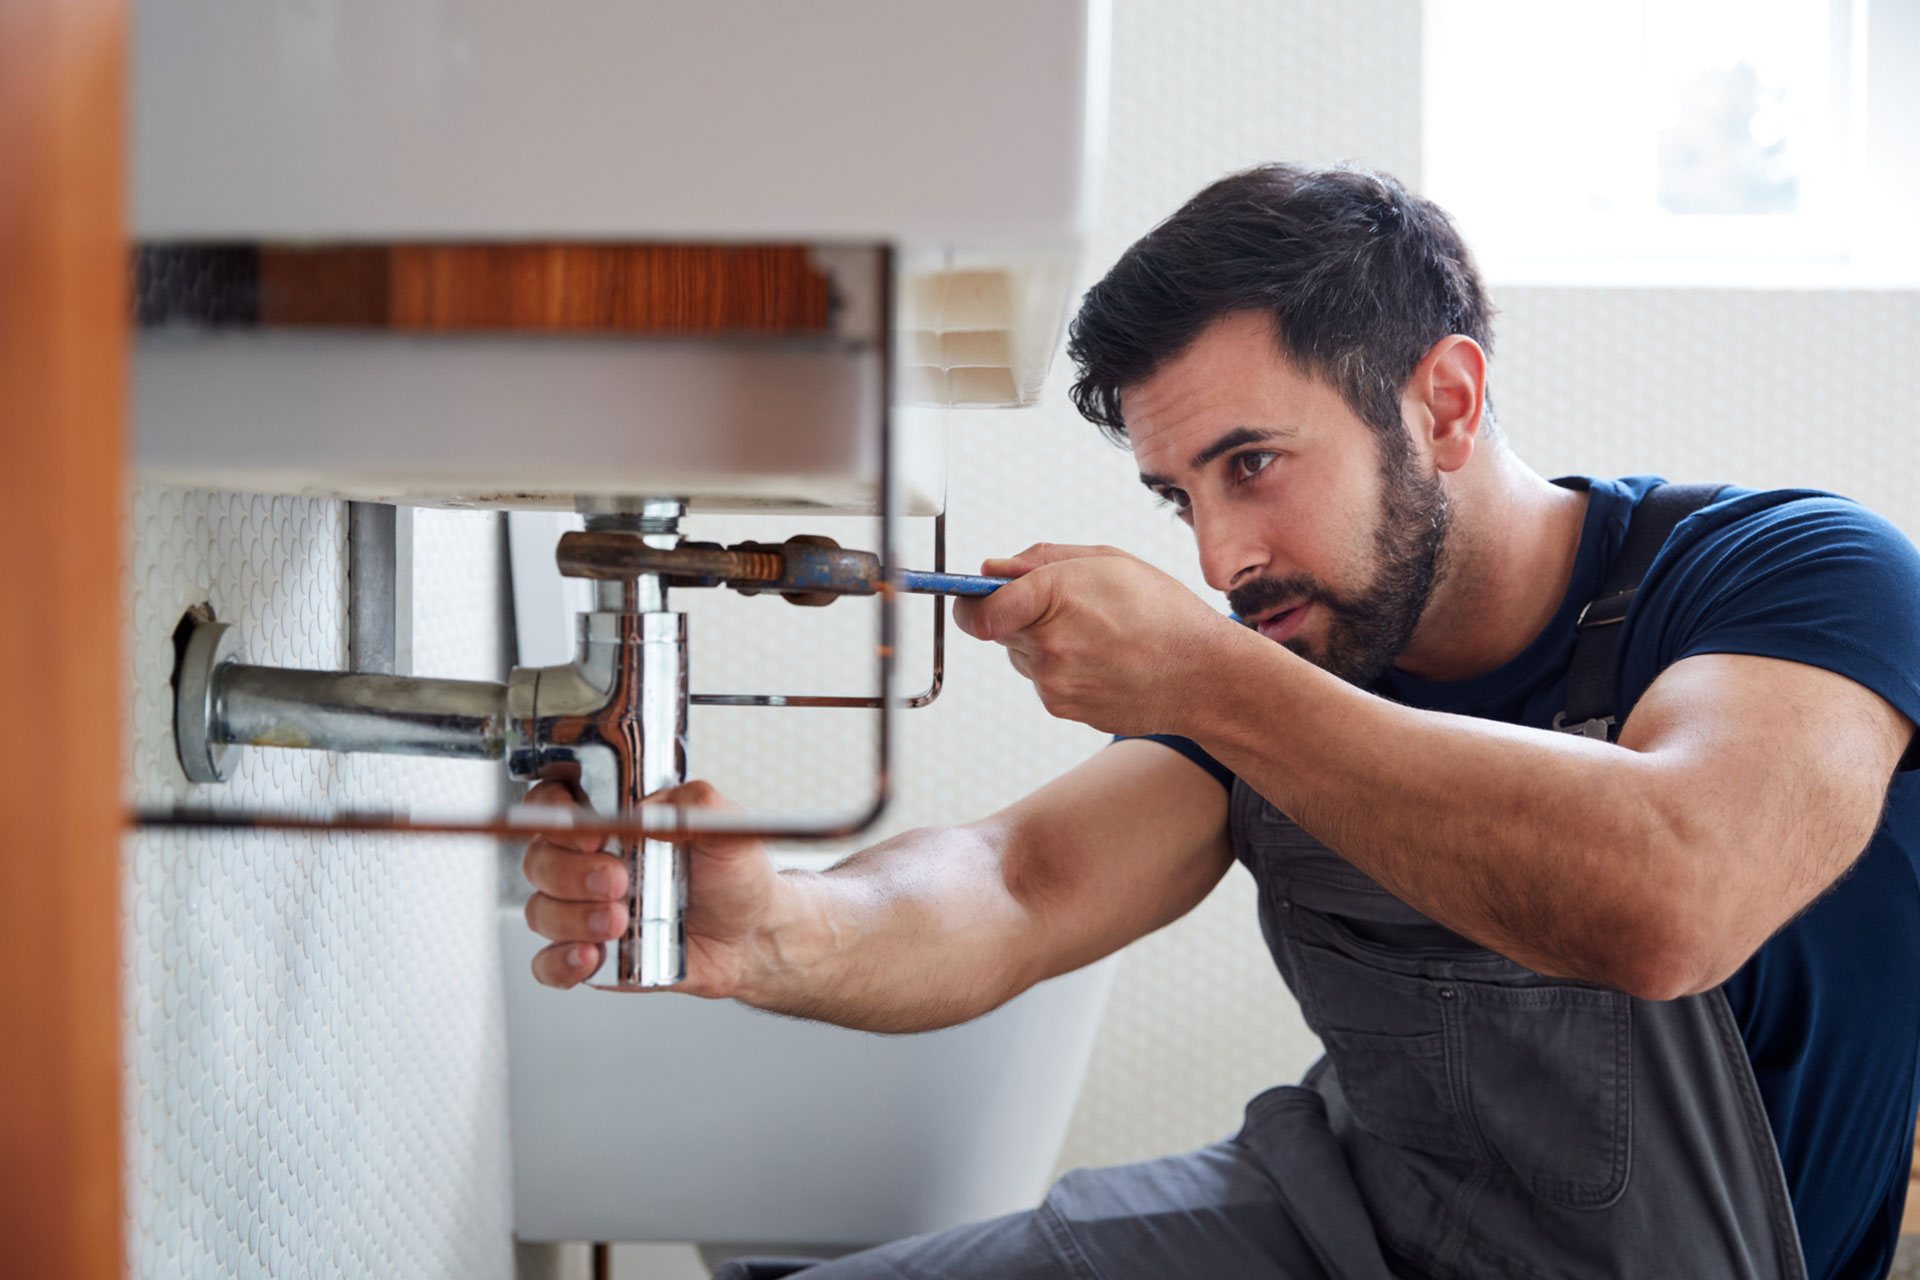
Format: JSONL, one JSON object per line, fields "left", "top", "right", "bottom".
{"left": 499, "top": 910, "right": 1114, "bottom": 1246}
{"left": 129, "top": 0, "right": 1107, "bottom": 515}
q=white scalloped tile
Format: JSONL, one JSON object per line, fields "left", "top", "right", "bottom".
{"left": 123, "top": 487, "right": 512, "bottom": 1279}
{"left": 1491, "top": 287, "right": 1920, "bottom": 539}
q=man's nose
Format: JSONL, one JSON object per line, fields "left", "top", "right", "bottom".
{"left": 1192, "top": 504, "right": 1267, "bottom": 593}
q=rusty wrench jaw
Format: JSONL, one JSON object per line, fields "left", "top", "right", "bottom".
{"left": 553, "top": 531, "right": 1006, "bottom": 603}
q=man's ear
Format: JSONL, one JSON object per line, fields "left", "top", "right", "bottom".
{"left": 1403, "top": 335, "right": 1489, "bottom": 474}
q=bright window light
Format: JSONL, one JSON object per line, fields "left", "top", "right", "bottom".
{"left": 1423, "top": 0, "right": 1920, "bottom": 286}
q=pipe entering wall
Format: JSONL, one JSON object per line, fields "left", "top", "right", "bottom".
{"left": 216, "top": 666, "right": 506, "bottom": 759}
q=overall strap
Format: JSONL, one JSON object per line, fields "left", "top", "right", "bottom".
{"left": 1555, "top": 483, "right": 1728, "bottom": 741}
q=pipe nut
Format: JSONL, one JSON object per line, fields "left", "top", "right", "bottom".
{"left": 174, "top": 617, "right": 245, "bottom": 784}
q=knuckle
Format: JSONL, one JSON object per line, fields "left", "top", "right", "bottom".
{"left": 522, "top": 835, "right": 552, "bottom": 872}
{"left": 588, "top": 852, "right": 628, "bottom": 898}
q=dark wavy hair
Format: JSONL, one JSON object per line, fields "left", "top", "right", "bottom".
{"left": 1067, "top": 164, "right": 1495, "bottom": 451}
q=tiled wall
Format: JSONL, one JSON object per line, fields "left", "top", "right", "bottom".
{"left": 122, "top": 491, "right": 514, "bottom": 1278}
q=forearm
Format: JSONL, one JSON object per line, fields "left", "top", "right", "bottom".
{"left": 1188, "top": 627, "right": 1692, "bottom": 993}
{"left": 732, "top": 825, "right": 1045, "bottom": 1033}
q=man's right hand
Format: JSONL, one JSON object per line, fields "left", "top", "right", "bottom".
{"left": 521, "top": 778, "right": 783, "bottom": 995}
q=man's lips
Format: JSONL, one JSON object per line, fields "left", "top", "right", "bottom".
{"left": 1255, "top": 603, "right": 1311, "bottom": 644}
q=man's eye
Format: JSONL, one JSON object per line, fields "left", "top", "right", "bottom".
{"left": 1233, "top": 451, "right": 1276, "bottom": 481}
{"left": 1155, "top": 488, "right": 1190, "bottom": 512}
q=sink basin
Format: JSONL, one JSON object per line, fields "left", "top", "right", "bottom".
{"left": 499, "top": 911, "right": 1115, "bottom": 1246}
{"left": 129, "top": 0, "right": 1107, "bottom": 515}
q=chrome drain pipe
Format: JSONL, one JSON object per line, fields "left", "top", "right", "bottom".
{"left": 175, "top": 497, "right": 694, "bottom": 991}
{"left": 507, "top": 498, "right": 690, "bottom": 989}
{"left": 174, "top": 619, "right": 508, "bottom": 783}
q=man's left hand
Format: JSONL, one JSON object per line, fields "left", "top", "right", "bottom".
{"left": 951, "top": 543, "right": 1246, "bottom": 737}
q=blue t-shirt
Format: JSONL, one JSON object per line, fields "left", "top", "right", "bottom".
{"left": 1138, "top": 476, "right": 1920, "bottom": 1280}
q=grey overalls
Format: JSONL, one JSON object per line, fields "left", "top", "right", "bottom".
{"left": 1224, "top": 780, "right": 1806, "bottom": 1279}
{"left": 717, "top": 483, "right": 1809, "bottom": 1279}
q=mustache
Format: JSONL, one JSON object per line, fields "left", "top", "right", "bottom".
{"left": 1229, "top": 574, "right": 1343, "bottom": 622}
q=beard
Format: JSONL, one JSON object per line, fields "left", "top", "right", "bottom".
{"left": 1227, "top": 443, "right": 1451, "bottom": 686}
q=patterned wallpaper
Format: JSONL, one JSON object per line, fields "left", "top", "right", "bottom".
{"left": 122, "top": 493, "right": 514, "bottom": 1278}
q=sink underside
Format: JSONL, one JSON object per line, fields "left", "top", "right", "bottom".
{"left": 135, "top": 329, "right": 946, "bottom": 516}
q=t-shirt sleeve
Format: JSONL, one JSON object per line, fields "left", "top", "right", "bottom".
{"left": 1626, "top": 493, "right": 1920, "bottom": 747}
{"left": 1111, "top": 734, "right": 1237, "bottom": 791}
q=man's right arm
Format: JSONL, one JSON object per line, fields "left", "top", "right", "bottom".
{"left": 521, "top": 738, "right": 1233, "bottom": 1033}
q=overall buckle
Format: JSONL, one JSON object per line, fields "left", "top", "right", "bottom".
{"left": 1552, "top": 711, "right": 1616, "bottom": 741}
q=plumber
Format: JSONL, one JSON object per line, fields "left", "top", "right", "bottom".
{"left": 524, "top": 164, "right": 1920, "bottom": 1280}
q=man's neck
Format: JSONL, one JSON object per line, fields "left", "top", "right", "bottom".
{"left": 1391, "top": 450, "right": 1589, "bottom": 683}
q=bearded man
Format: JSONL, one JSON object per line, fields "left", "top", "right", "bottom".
{"left": 523, "top": 165, "right": 1920, "bottom": 1280}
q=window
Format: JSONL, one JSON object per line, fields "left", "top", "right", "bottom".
{"left": 1423, "top": 0, "right": 1920, "bottom": 286}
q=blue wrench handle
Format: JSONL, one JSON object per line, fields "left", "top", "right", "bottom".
{"left": 896, "top": 570, "right": 1009, "bottom": 597}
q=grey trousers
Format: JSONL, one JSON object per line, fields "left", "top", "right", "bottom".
{"left": 710, "top": 1088, "right": 1402, "bottom": 1280}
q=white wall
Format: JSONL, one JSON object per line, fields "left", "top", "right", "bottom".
{"left": 122, "top": 492, "right": 514, "bottom": 1278}
{"left": 1495, "top": 287, "right": 1920, "bottom": 535}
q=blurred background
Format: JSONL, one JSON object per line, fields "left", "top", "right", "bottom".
{"left": 8, "top": 1, "right": 1918, "bottom": 1277}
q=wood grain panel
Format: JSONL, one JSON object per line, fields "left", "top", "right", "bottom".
{"left": 256, "top": 243, "right": 834, "bottom": 333}
{"left": 0, "top": 2, "right": 127, "bottom": 1279}
{"left": 257, "top": 245, "right": 390, "bottom": 326}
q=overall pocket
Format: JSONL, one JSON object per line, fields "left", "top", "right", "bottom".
{"left": 1290, "top": 933, "right": 1634, "bottom": 1210}
{"left": 1454, "top": 979, "right": 1633, "bottom": 1210}
{"left": 1289, "top": 940, "right": 1475, "bottom": 1162}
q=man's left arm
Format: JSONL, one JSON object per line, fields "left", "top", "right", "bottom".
{"left": 957, "top": 542, "right": 1915, "bottom": 1000}
{"left": 1197, "top": 641, "right": 1910, "bottom": 999}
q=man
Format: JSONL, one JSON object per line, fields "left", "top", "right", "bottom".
{"left": 523, "top": 165, "right": 1920, "bottom": 1279}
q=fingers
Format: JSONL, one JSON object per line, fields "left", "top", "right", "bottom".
{"left": 643, "top": 779, "right": 759, "bottom": 859}
{"left": 531, "top": 941, "right": 604, "bottom": 989}
{"left": 522, "top": 778, "right": 606, "bottom": 853}
{"left": 524, "top": 886, "right": 627, "bottom": 939}
{"left": 645, "top": 778, "right": 733, "bottom": 810}
{"left": 525, "top": 777, "right": 755, "bottom": 990}
{"left": 954, "top": 571, "right": 1050, "bottom": 643}
{"left": 524, "top": 837, "right": 629, "bottom": 902}
{"left": 522, "top": 778, "right": 626, "bottom": 990}
{"left": 960, "top": 544, "right": 1136, "bottom": 641}
{"left": 980, "top": 542, "right": 1120, "bottom": 578}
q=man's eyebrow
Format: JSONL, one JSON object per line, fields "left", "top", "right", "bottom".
{"left": 1138, "top": 426, "right": 1296, "bottom": 490}
{"left": 1188, "top": 426, "right": 1294, "bottom": 470}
